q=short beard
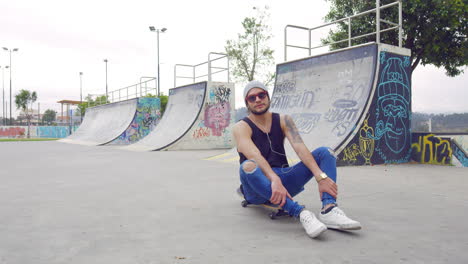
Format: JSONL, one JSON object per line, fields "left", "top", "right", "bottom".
{"left": 249, "top": 103, "right": 270, "bottom": 116}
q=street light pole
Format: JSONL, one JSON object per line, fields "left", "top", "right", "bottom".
{"left": 3, "top": 47, "right": 18, "bottom": 125}
{"left": 103, "top": 59, "right": 108, "bottom": 99}
{"left": 79, "top": 72, "right": 83, "bottom": 122}
{"left": 1, "top": 66, "right": 8, "bottom": 125}
{"left": 149, "top": 26, "right": 167, "bottom": 97}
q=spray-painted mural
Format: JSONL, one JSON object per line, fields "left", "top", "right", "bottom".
{"left": 0, "top": 127, "right": 26, "bottom": 138}
{"left": 109, "top": 97, "right": 161, "bottom": 145}
{"left": 37, "top": 126, "right": 70, "bottom": 138}
{"left": 272, "top": 44, "right": 377, "bottom": 158}
{"left": 338, "top": 50, "right": 412, "bottom": 166}
{"left": 204, "top": 85, "right": 232, "bottom": 136}
{"left": 452, "top": 141, "right": 468, "bottom": 167}
{"left": 0, "top": 126, "right": 77, "bottom": 138}
{"left": 171, "top": 82, "right": 234, "bottom": 150}
{"left": 411, "top": 133, "right": 452, "bottom": 165}
{"left": 410, "top": 133, "right": 468, "bottom": 167}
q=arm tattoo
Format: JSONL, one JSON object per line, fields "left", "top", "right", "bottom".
{"left": 285, "top": 115, "right": 304, "bottom": 144}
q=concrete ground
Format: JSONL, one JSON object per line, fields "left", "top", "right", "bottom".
{"left": 0, "top": 141, "right": 467, "bottom": 264}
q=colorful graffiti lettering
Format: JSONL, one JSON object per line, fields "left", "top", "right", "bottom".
{"left": 0, "top": 127, "right": 26, "bottom": 138}
{"left": 37, "top": 126, "right": 69, "bottom": 138}
{"left": 112, "top": 98, "right": 161, "bottom": 144}
{"left": 341, "top": 118, "right": 376, "bottom": 165}
{"left": 342, "top": 144, "right": 360, "bottom": 164}
{"left": 0, "top": 126, "right": 75, "bottom": 138}
{"left": 192, "top": 127, "right": 211, "bottom": 139}
{"left": 204, "top": 102, "right": 231, "bottom": 136}
{"left": 411, "top": 134, "right": 452, "bottom": 165}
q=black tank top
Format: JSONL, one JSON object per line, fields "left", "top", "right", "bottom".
{"left": 238, "top": 113, "right": 289, "bottom": 168}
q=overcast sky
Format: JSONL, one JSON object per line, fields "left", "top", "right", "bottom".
{"left": 1, "top": 0, "right": 467, "bottom": 118}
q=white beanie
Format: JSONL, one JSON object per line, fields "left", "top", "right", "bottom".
{"left": 243, "top": 80, "right": 268, "bottom": 99}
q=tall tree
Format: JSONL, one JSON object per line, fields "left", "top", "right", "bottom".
{"left": 323, "top": 0, "right": 467, "bottom": 76}
{"left": 15, "top": 89, "right": 37, "bottom": 138}
{"left": 42, "top": 109, "right": 56, "bottom": 124}
{"left": 225, "top": 6, "right": 276, "bottom": 86}
{"left": 77, "top": 94, "right": 109, "bottom": 118}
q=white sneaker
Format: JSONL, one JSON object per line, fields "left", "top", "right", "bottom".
{"left": 318, "top": 207, "right": 362, "bottom": 230}
{"left": 299, "top": 210, "right": 327, "bottom": 238}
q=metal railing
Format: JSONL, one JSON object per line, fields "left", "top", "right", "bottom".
{"left": 84, "top": 77, "right": 158, "bottom": 108}
{"left": 284, "top": 0, "right": 402, "bottom": 61}
{"left": 174, "top": 52, "right": 230, "bottom": 87}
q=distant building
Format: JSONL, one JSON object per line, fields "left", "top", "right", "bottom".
{"left": 17, "top": 109, "right": 42, "bottom": 125}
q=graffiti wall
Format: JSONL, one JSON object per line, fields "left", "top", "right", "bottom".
{"left": 410, "top": 133, "right": 468, "bottom": 167}
{"left": 452, "top": 141, "right": 468, "bottom": 167}
{"left": 0, "top": 126, "right": 76, "bottom": 138}
{"left": 0, "top": 126, "right": 28, "bottom": 138}
{"left": 337, "top": 47, "right": 412, "bottom": 166}
{"left": 37, "top": 126, "right": 70, "bottom": 138}
{"left": 452, "top": 135, "right": 468, "bottom": 153}
{"left": 108, "top": 97, "right": 161, "bottom": 145}
{"left": 170, "top": 82, "right": 235, "bottom": 150}
{"left": 272, "top": 44, "right": 378, "bottom": 152}
{"left": 411, "top": 133, "right": 453, "bottom": 165}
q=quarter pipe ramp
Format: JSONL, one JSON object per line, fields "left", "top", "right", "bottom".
{"left": 207, "top": 43, "right": 413, "bottom": 166}
{"left": 124, "top": 81, "right": 235, "bottom": 151}
{"left": 60, "top": 97, "right": 160, "bottom": 146}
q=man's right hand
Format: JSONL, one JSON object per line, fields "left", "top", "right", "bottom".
{"left": 318, "top": 178, "right": 338, "bottom": 200}
{"left": 270, "top": 178, "right": 292, "bottom": 207}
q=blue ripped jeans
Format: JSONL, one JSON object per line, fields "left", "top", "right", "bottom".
{"left": 239, "top": 147, "right": 337, "bottom": 218}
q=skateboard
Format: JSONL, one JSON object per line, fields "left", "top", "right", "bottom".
{"left": 236, "top": 186, "right": 290, "bottom": 220}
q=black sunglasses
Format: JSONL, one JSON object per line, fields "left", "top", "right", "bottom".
{"left": 246, "top": 91, "right": 268, "bottom": 103}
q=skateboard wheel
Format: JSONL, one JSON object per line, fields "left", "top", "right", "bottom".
{"left": 241, "top": 200, "right": 249, "bottom": 207}
{"left": 269, "top": 212, "right": 276, "bottom": 220}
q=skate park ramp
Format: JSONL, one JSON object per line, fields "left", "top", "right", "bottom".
{"left": 124, "top": 81, "right": 235, "bottom": 151}
{"left": 271, "top": 43, "right": 378, "bottom": 161}
{"left": 60, "top": 97, "right": 160, "bottom": 146}
{"left": 106, "top": 97, "right": 161, "bottom": 145}
{"left": 207, "top": 43, "right": 378, "bottom": 164}
{"left": 207, "top": 43, "right": 414, "bottom": 166}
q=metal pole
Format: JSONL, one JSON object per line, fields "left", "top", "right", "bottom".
{"left": 284, "top": 26, "right": 287, "bottom": 61}
{"left": 104, "top": 59, "right": 108, "bottom": 99}
{"left": 3, "top": 48, "right": 19, "bottom": 126}
{"left": 149, "top": 27, "right": 166, "bottom": 95}
{"left": 79, "top": 72, "right": 83, "bottom": 103}
{"left": 398, "top": 0, "right": 403, "bottom": 47}
{"left": 79, "top": 72, "right": 83, "bottom": 122}
{"left": 192, "top": 66, "right": 195, "bottom": 84}
{"left": 173, "top": 65, "right": 176, "bottom": 88}
{"left": 38, "top": 102, "right": 40, "bottom": 125}
{"left": 376, "top": 0, "right": 380, "bottom": 44}
{"left": 157, "top": 30, "right": 160, "bottom": 97}
{"left": 9, "top": 51, "right": 12, "bottom": 125}
{"left": 348, "top": 17, "right": 352, "bottom": 47}
{"left": 227, "top": 56, "right": 230, "bottom": 83}
{"left": 208, "top": 54, "right": 212, "bottom": 82}
{"left": 1, "top": 66, "right": 5, "bottom": 125}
